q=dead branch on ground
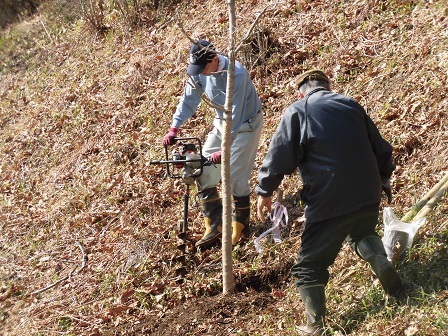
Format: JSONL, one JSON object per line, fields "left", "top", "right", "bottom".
{"left": 31, "top": 242, "right": 87, "bottom": 295}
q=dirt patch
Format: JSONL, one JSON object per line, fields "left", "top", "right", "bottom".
{"left": 110, "top": 293, "right": 275, "bottom": 336}
{"left": 104, "top": 259, "right": 294, "bottom": 335}
{"left": 234, "top": 257, "right": 295, "bottom": 293}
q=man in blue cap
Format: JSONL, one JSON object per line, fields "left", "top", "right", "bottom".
{"left": 163, "top": 40, "right": 263, "bottom": 249}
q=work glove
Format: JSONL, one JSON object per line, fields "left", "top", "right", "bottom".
{"left": 210, "top": 150, "right": 222, "bottom": 164}
{"left": 163, "top": 127, "right": 179, "bottom": 146}
{"left": 381, "top": 178, "right": 392, "bottom": 204}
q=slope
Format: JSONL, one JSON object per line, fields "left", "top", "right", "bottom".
{"left": 0, "top": 0, "right": 447, "bottom": 335}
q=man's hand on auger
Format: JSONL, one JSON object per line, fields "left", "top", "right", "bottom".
{"left": 210, "top": 150, "right": 222, "bottom": 164}
{"left": 163, "top": 127, "right": 179, "bottom": 146}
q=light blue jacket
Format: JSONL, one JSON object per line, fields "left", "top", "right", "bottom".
{"left": 171, "top": 57, "right": 262, "bottom": 141}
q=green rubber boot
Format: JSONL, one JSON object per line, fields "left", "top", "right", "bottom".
{"left": 356, "top": 235, "right": 404, "bottom": 298}
{"left": 297, "top": 285, "right": 326, "bottom": 335}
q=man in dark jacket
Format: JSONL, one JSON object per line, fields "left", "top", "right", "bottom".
{"left": 255, "top": 70, "right": 403, "bottom": 335}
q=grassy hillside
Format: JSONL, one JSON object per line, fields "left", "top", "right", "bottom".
{"left": 1, "top": 0, "right": 447, "bottom": 335}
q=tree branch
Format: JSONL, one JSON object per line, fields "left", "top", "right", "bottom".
{"left": 175, "top": 11, "right": 198, "bottom": 45}
{"left": 235, "top": 3, "right": 279, "bottom": 53}
{"left": 31, "top": 242, "right": 87, "bottom": 295}
{"left": 186, "top": 76, "right": 225, "bottom": 111}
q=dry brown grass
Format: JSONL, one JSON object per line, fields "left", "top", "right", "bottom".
{"left": 1, "top": 0, "right": 447, "bottom": 335}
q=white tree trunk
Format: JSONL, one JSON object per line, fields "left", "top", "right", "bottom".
{"left": 222, "top": 0, "right": 236, "bottom": 295}
{"left": 175, "top": 0, "right": 274, "bottom": 296}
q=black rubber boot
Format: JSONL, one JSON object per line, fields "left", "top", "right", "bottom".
{"left": 231, "top": 195, "right": 251, "bottom": 245}
{"left": 297, "top": 285, "right": 326, "bottom": 335}
{"left": 356, "top": 235, "right": 404, "bottom": 298}
{"left": 196, "top": 187, "right": 222, "bottom": 249}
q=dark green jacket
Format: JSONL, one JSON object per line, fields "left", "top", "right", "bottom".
{"left": 256, "top": 88, "right": 395, "bottom": 223}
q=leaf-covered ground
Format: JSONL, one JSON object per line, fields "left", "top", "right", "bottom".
{"left": 1, "top": 0, "right": 447, "bottom": 335}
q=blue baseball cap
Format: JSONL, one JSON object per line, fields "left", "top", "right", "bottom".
{"left": 187, "top": 40, "right": 216, "bottom": 76}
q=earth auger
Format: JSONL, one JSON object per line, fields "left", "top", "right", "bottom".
{"left": 150, "top": 137, "right": 211, "bottom": 283}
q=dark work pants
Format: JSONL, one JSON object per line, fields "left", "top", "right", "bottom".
{"left": 291, "top": 203, "right": 380, "bottom": 288}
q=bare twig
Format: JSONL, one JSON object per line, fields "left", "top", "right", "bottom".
{"left": 39, "top": 17, "right": 54, "bottom": 44}
{"left": 235, "top": 3, "right": 280, "bottom": 53}
{"left": 175, "top": 12, "right": 219, "bottom": 57}
{"left": 185, "top": 75, "right": 225, "bottom": 110}
{"left": 175, "top": 12, "right": 198, "bottom": 46}
{"left": 31, "top": 242, "right": 87, "bottom": 295}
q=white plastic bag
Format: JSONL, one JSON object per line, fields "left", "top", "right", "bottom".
{"left": 382, "top": 207, "right": 426, "bottom": 261}
{"left": 254, "top": 202, "right": 289, "bottom": 253}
